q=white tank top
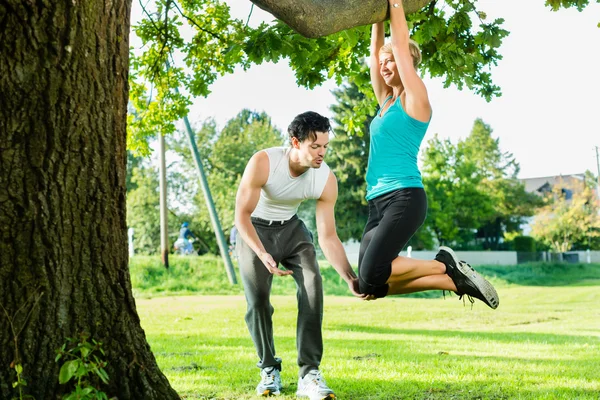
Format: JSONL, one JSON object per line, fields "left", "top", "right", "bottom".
{"left": 252, "top": 147, "right": 331, "bottom": 221}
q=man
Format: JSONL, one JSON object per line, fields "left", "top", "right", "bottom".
{"left": 175, "top": 222, "right": 196, "bottom": 255}
{"left": 235, "top": 111, "right": 363, "bottom": 399}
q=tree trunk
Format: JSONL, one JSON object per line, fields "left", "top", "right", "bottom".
{"left": 250, "top": 0, "right": 434, "bottom": 38}
{"left": 0, "top": 1, "right": 179, "bottom": 399}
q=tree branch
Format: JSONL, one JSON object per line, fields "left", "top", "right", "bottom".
{"left": 172, "top": 1, "right": 222, "bottom": 40}
{"left": 249, "top": 0, "right": 434, "bottom": 38}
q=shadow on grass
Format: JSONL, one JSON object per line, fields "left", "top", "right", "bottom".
{"left": 326, "top": 377, "right": 600, "bottom": 400}
{"left": 332, "top": 324, "right": 598, "bottom": 345}
{"left": 149, "top": 330, "right": 600, "bottom": 399}
{"left": 167, "top": 351, "right": 600, "bottom": 399}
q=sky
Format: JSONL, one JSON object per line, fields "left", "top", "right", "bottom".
{"left": 130, "top": 0, "right": 600, "bottom": 180}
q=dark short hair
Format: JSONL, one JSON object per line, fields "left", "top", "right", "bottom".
{"left": 288, "top": 111, "right": 331, "bottom": 144}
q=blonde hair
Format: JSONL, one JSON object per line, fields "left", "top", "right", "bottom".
{"left": 380, "top": 40, "right": 422, "bottom": 70}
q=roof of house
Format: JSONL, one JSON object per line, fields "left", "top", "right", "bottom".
{"left": 521, "top": 174, "right": 585, "bottom": 193}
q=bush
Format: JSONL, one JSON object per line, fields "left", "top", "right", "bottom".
{"left": 513, "top": 235, "right": 537, "bottom": 252}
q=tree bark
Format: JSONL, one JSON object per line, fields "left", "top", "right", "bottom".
{"left": 0, "top": 1, "right": 179, "bottom": 399}
{"left": 249, "top": 0, "right": 434, "bottom": 38}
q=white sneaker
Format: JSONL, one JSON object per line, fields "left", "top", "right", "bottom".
{"left": 256, "top": 366, "right": 282, "bottom": 396}
{"left": 296, "top": 370, "right": 336, "bottom": 400}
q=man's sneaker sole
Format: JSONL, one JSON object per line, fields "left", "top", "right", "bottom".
{"left": 296, "top": 394, "right": 336, "bottom": 400}
{"left": 457, "top": 261, "right": 499, "bottom": 309}
{"left": 259, "top": 388, "right": 280, "bottom": 396}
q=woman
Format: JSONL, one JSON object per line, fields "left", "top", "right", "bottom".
{"left": 358, "top": 0, "right": 499, "bottom": 309}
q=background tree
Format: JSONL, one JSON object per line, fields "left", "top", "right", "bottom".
{"left": 531, "top": 182, "right": 600, "bottom": 252}
{"left": 459, "top": 119, "right": 542, "bottom": 249}
{"left": 584, "top": 169, "right": 599, "bottom": 195}
{"left": 171, "top": 110, "right": 284, "bottom": 252}
{"left": 420, "top": 120, "right": 543, "bottom": 249}
{"left": 327, "top": 82, "right": 372, "bottom": 242}
{"left": 420, "top": 134, "right": 494, "bottom": 248}
{"left": 127, "top": 160, "right": 162, "bottom": 254}
{"left": 126, "top": 111, "right": 283, "bottom": 254}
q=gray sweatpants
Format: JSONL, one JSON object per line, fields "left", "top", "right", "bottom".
{"left": 236, "top": 215, "right": 323, "bottom": 378}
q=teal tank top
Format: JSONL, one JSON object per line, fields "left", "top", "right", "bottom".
{"left": 366, "top": 95, "right": 431, "bottom": 201}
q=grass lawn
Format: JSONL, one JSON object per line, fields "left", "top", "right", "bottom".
{"left": 134, "top": 258, "right": 600, "bottom": 399}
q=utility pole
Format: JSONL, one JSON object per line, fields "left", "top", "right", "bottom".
{"left": 166, "top": 64, "right": 236, "bottom": 283}
{"left": 181, "top": 115, "right": 237, "bottom": 284}
{"left": 596, "top": 146, "right": 600, "bottom": 200}
{"left": 163, "top": 61, "right": 236, "bottom": 283}
{"left": 159, "top": 130, "right": 169, "bottom": 269}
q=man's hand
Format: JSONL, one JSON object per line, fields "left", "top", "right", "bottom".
{"left": 347, "top": 277, "right": 377, "bottom": 301}
{"left": 259, "top": 251, "right": 293, "bottom": 276}
{"left": 347, "top": 277, "right": 369, "bottom": 299}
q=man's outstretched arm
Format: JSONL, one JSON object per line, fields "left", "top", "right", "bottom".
{"left": 316, "top": 172, "right": 365, "bottom": 298}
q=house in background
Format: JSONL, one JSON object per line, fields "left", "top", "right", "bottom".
{"left": 522, "top": 173, "right": 586, "bottom": 199}
{"left": 519, "top": 173, "right": 592, "bottom": 235}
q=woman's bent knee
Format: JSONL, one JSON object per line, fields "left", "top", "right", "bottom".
{"left": 359, "top": 276, "right": 389, "bottom": 298}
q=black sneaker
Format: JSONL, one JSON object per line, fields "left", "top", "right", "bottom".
{"left": 436, "top": 246, "right": 499, "bottom": 309}
{"left": 453, "top": 261, "right": 499, "bottom": 309}
{"left": 435, "top": 246, "right": 460, "bottom": 278}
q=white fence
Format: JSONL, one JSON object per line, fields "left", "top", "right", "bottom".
{"left": 342, "top": 240, "right": 600, "bottom": 266}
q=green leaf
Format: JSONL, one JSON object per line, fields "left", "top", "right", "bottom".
{"left": 97, "top": 368, "right": 110, "bottom": 384}
{"left": 15, "top": 364, "right": 23, "bottom": 374}
{"left": 80, "top": 346, "right": 91, "bottom": 358}
{"left": 58, "top": 360, "right": 79, "bottom": 384}
{"left": 64, "top": 392, "right": 77, "bottom": 400}
{"left": 76, "top": 363, "right": 88, "bottom": 378}
{"left": 81, "top": 387, "right": 93, "bottom": 395}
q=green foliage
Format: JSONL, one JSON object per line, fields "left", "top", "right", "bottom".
{"left": 477, "top": 262, "right": 600, "bottom": 286}
{"left": 545, "top": 0, "right": 599, "bottom": 12}
{"left": 584, "top": 169, "right": 599, "bottom": 194}
{"left": 409, "top": 2, "right": 508, "bottom": 101}
{"left": 129, "top": 255, "right": 444, "bottom": 298}
{"left": 460, "top": 119, "right": 542, "bottom": 249}
{"left": 421, "top": 133, "right": 495, "bottom": 247}
{"left": 55, "top": 334, "right": 112, "bottom": 400}
{"left": 10, "top": 363, "right": 34, "bottom": 400}
{"left": 1, "top": 293, "right": 43, "bottom": 400}
{"left": 421, "top": 119, "right": 542, "bottom": 249}
{"left": 128, "top": 0, "right": 245, "bottom": 155}
{"left": 129, "top": 255, "right": 243, "bottom": 296}
{"left": 128, "top": 0, "right": 514, "bottom": 153}
{"left": 126, "top": 110, "right": 282, "bottom": 255}
{"left": 126, "top": 159, "right": 162, "bottom": 254}
{"left": 531, "top": 183, "right": 600, "bottom": 252}
{"left": 327, "top": 82, "right": 371, "bottom": 242}
{"left": 512, "top": 235, "right": 537, "bottom": 252}
{"left": 181, "top": 110, "right": 284, "bottom": 252}
{"left": 126, "top": 0, "right": 599, "bottom": 154}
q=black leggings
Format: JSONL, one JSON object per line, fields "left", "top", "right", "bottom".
{"left": 358, "top": 188, "right": 427, "bottom": 298}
